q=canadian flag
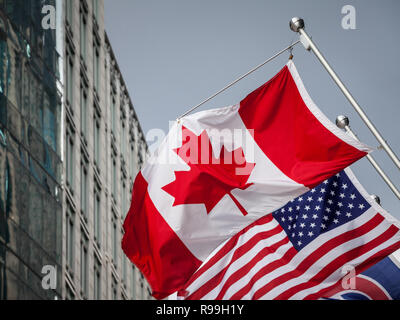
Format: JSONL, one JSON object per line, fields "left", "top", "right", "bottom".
{"left": 122, "top": 61, "right": 371, "bottom": 299}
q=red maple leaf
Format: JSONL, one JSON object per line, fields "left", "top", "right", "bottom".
{"left": 162, "top": 126, "right": 255, "bottom": 216}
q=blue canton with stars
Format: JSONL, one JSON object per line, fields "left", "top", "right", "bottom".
{"left": 272, "top": 171, "right": 371, "bottom": 251}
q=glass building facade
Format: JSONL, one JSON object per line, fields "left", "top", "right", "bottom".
{"left": 0, "top": 0, "right": 62, "bottom": 299}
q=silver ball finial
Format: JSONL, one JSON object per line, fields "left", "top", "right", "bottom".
{"left": 370, "top": 194, "right": 381, "bottom": 205}
{"left": 336, "top": 115, "right": 349, "bottom": 129}
{"left": 290, "top": 17, "right": 305, "bottom": 32}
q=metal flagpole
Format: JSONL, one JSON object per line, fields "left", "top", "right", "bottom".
{"left": 336, "top": 115, "right": 400, "bottom": 200}
{"left": 177, "top": 40, "right": 300, "bottom": 120}
{"left": 289, "top": 17, "right": 400, "bottom": 172}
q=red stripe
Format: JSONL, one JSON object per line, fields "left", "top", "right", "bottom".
{"left": 121, "top": 172, "right": 202, "bottom": 299}
{"left": 252, "top": 213, "right": 384, "bottom": 299}
{"left": 273, "top": 224, "right": 399, "bottom": 300}
{"left": 180, "top": 214, "right": 274, "bottom": 291}
{"left": 238, "top": 65, "right": 367, "bottom": 188}
{"left": 306, "top": 240, "right": 400, "bottom": 300}
{"left": 214, "top": 237, "right": 290, "bottom": 300}
{"left": 186, "top": 224, "right": 285, "bottom": 300}
{"left": 229, "top": 246, "right": 298, "bottom": 300}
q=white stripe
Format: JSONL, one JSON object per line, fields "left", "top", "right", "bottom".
{"left": 219, "top": 242, "right": 293, "bottom": 300}
{"left": 202, "top": 230, "right": 289, "bottom": 299}
{"left": 184, "top": 218, "right": 279, "bottom": 293}
{"left": 262, "top": 221, "right": 391, "bottom": 299}
{"left": 292, "top": 232, "right": 400, "bottom": 300}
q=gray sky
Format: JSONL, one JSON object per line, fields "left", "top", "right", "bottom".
{"left": 105, "top": 0, "right": 400, "bottom": 218}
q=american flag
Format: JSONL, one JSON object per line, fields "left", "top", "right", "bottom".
{"left": 177, "top": 169, "right": 400, "bottom": 300}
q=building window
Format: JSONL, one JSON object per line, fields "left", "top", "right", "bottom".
{"left": 92, "top": 0, "right": 98, "bottom": 20}
{"left": 66, "top": 203, "right": 75, "bottom": 275}
{"left": 112, "top": 156, "right": 117, "bottom": 201}
{"left": 66, "top": 55, "right": 74, "bottom": 106}
{"left": 80, "top": 86, "right": 88, "bottom": 141}
{"left": 94, "top": 184, "right": 101, "bottom": 246}
{"left": 122, "top": 255, "right": 127, "bottom": 288}
{"left": 111, "top": 214, "right": 118, "bottom": 267}
{"left": 121, "top": 121, "right": 126, "bottom": 157}
{"left": 131, "top": 267, "right": 136, "bottom": 299}
{"left": 80, "top": 235, "right": 88, "bottom": 298}
{"left": 66, "top": 0, "right": 73, "bottom": 26}
{"left": 80, "top": 10, "right": 87, "bottom": 63}
{"left": 111, "top": 96, "right": 116, "bottom": 135}
{"left": 66, "top": 129, "right": 74, "bottom": 192}
{"left": 93, "top": 46, "right": 99, "bottom": 92}
{"left": 80, "top": 164, "right": 88, "bottom": 220}
{"left": 66, "top": 284, "right": 75, "bottom": 300}
{"left": 93, "top": 117, "right": 100, "bottom": 168}
{"left": 122, "top": 180, "right": 127, "bottom": 217}
{"left": 94, "top": 257, "right": 101, "bottom": 300}
{"left": 112, "top": 276, "right": 118, "bottom": 300}
{"left": 130, "top": 145, "right": 136, "bottom": 179}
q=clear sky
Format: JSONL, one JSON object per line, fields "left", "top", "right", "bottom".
{"left": 105, "top": 0, "right": 400, "bottom": 218}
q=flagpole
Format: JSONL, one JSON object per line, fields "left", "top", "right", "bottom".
{"left": 177, "top": 40, "right": 300, "bottom": 120}
{"left": 289, "top": 17, "right": 400, "bottom": 172}
{"left": 336, "top": 115, "right": 400, "bottom": 200}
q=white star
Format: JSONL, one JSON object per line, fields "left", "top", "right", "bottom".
{"left": 359, "top": 204, "right": 365, "bottom": 209}
{"left": 288, "top": 207, "right": 293, "bottom": 212}
{"left": 336, "top": 173, "right": 340, "bottom": 177}
{"left": 293, "top": 223, "right": 296, "bottom": 229}
{"left": 315, "top": 205, "right": 321, "bottom": 211}
{"left": 302, "top": 214, "right": 308, "bottom": 220}
{"left": 312, "top": 214, "right": 318, "bottom": 220}
{"left": 311, "top": 189, "right": 316, "bottom": 193}
{"left": 292, "top": 233, "right": 295, "bottom": 238}
{"left": 335, "top": 210, "right": 341, "bottom": 216}
{"left": 330, "top": 191, "right": 335, "bottom": 196}
{"left": 320, "top": 188, "right": 326, "bottom": 193}
{"left": 327, "top": 199, "right": 333, "bottom": 205}
{"left": 296, "top": 206, "right": 300, "bottom": 211}
{"left": 288, "top": 225, "right": 291, "bottom": 230}
{"left": 304, "top": 205, "right": 310, "bottom": 211}
{"left": 310, "top": 223, "right": 316, "bottom": 228}
{"left": 307, "top": 196, "right": 313, "bottom": 202}
{"left": 300, "top": 222, "right": 306, "bottom": 228}
{"left": 318, "top": 197, "right": 323, "bottom": 202}
{"left": 297, "top": 241, "right": 302, "bottom": 246}
{"left": 350, "top": 194, "right": 356, "bottom": 200}
{"left": 298, "top": 232, "right": 303, "bottom": 237}
{"left": 298, "top": 197, "right": 303, "bottom": 202}
{"left": 321, "top": 223, "right": 327, "bottom": 229}
{"left": 346, "top": 212, "right": 352, "bottom": 218}
{"left": 281, "top": 217, "right": 286, "bottom": 222}
{"left": 325, "top": 208, "right": 331, "bottom": 213}
{"left": 333, "top": 219, "right": 339, "bottom": 224}
{"left": 281, "top": 208, "right": 285, "bottom": 213}
{"left": 348, "top": 203, "right": 354, "bottom": 209}
{"left": 333, "top": 181, "right": 338, "bottom": 187}
{"left": 340, "top": 193, "right": 345, "bottom": 199}
{"left": 342, "top": 183, "right": 348, "bottom": 190}
{"left": 308, "top": 231, "right": 314, "bottom": 237}
{"left": 288, "top": 216, "right": 293, "bottom": 221}
{"left": 338, "top": 202, "right": 343, "bottom": 207}
{"left": 323, "top": 215, "right": 329, "bottom": 221}
{"left": 323, "top": 180, "right": 329, "bottom": 185}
